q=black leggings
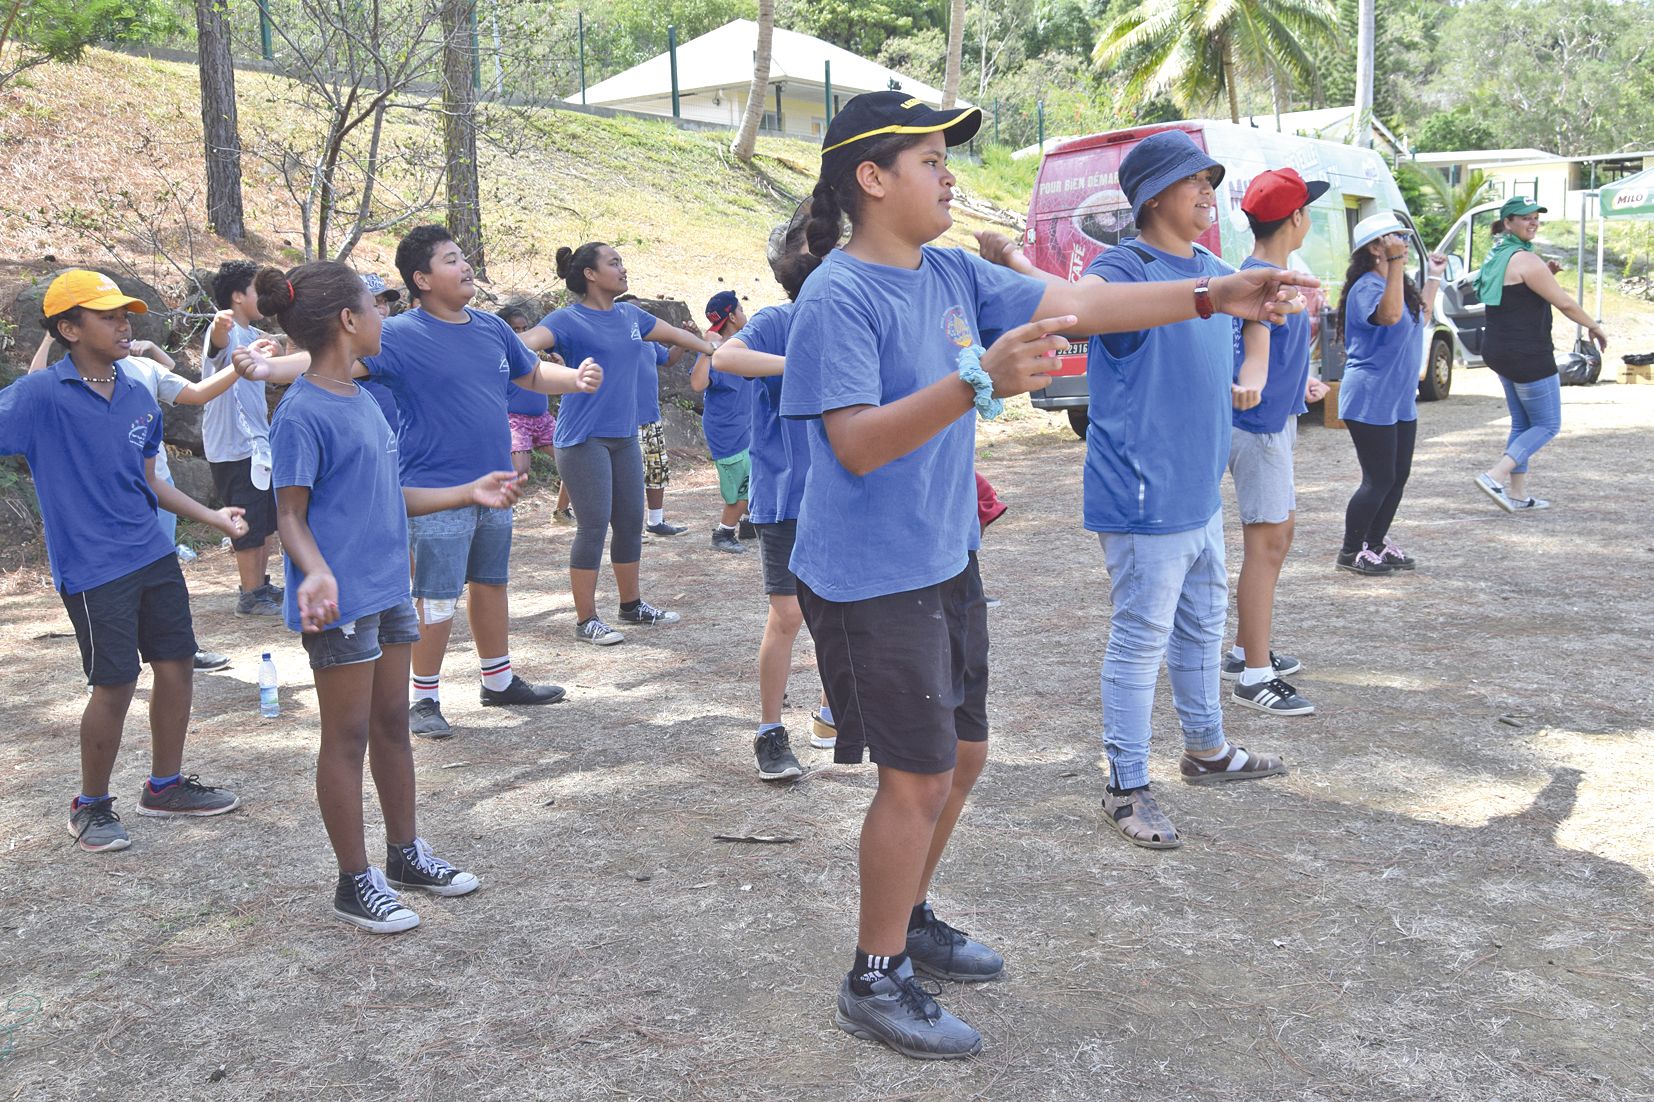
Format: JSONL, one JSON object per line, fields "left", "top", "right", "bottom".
{"left": 1342, "top": 419, "right": 1417, "bottom": 554}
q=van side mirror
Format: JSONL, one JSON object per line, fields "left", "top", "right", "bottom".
{"left": 1444, "top": 254, "right": 1464, "bottom": 280}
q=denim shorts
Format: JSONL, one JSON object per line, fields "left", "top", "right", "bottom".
{"left": 409, "top": 504, "right": 512, "bottom": 600}
{"left": 301, "top": 600, "right": 421, "bottom": 670}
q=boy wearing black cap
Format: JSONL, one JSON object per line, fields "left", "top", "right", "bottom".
{"left": 694, "top": 291, "right": 753, "bottom": 553}
{"left": 1222, "top": 168, "right": 1330, "bottom": 717}
{"left": 4, "top": 271, "right": 247, "bottom": 853}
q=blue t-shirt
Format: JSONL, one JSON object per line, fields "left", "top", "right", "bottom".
{"left": 0, "top": 358, "right": 172, "bottom": 594}
{"left": 506, "top": 369, "right": 549, "bottom": 417}
{"left": 361, "top": 379, "right": 400, "bottom": 436}
{"left": 202, "top": 322, "right": 271, "bottom": 463}
{"left": 703, "top": 366, "right": 752, "bottom": 460}
{"left": 270, "top": 377, "right": 411, "bottom": 632}
{"left": 1338, "top": 271, "right": 1423, "bottom": 425}
{"left": 540, "top": 301, "right": 658, "bottom": 447}
{"left": 739, "top": 304, "right": 808, "bottom": 524}
{"left": 1083, "top": 240, "right": 1236, "bottom": 535}
{"left": 637, "top": 342, "right": 669, "bottom": 425}
{"left": 361, "top": 308, "right": 537, "bottom": 487}
{"left": 781, "top": 247, "right": 1046, "bottom": 601}
{"left": 1233, "top": 256, "right": 1311, "bottom": 435}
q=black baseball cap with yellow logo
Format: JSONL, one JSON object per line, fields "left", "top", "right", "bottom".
{"left": 820, "top": 91, "right": 981, "bottom": 179}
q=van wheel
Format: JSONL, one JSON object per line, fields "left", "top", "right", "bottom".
{"left": 1419, "top": 336, "right": 1452, "bottom": 401}
{"left": 1066, "top": 407, "right": 1088, "bottom": 439}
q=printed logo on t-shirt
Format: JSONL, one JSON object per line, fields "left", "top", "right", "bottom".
{"left": 941, "top": 305, "right": 975, "bottom": 348}
{"left": 127, "top": 412, "right": 154, "bottom": 448}
{"left": 629, "top": 323, "right": 642, "bottom": 342}
{"left": 385, "top": 427, "right": 398, "bottom": 453}
{"left": 496, "top": 355, "right": 510, "bottom": 375}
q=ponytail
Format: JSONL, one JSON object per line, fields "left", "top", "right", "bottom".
{"left": 251, "top": 262, "right": 365, "bottom": 351}
{"left": 556, "top": 242, "right": 607, "bottom": 296}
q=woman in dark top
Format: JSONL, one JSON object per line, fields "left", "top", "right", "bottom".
{"left": 1473, "top": 197, "right": 1607, "bottom": 512}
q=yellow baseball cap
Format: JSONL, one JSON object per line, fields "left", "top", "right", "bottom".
{"left": 42, "top": 270, "right": 149, "bottom": 318}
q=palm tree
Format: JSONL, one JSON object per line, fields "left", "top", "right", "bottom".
{"left": 1399, "top": 163, "right": 1493, "bottom": 245}
{"left": 941, "top": 0, "right": 964, "bottom": 108}
{"left": 1093, "top": 0, "right": 1335, "bottom": 124}
{"left": 731, "top": 0, "right": 774, "bottom": 162}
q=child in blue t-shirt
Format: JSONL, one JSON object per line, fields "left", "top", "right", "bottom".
{"left": 1336, "top": 214, "right": 1446, "bottom": 575}
{"left": 1223, "top": 168, "right": 1333, "bottom": 719}
{"left": 708, "top": 202, "right": 835, "bottom": 781}
{"left": 784, "top": 95, "right": 1318, "bottom": 1060}
{"left": 695, "top": 291, "right": 754, "bottom": 553}
{"left": 518, "top": 243, "right": 715, "bottom": 646}
{"left": 1, "top": 271, "right": 246, "bottom": 854}
{"left": 252, "top": 261, "right": 525, "bottom": 935}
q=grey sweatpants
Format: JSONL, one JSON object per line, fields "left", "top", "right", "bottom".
{"left": 555, "top": 435, "right": 645, "bottom": 570}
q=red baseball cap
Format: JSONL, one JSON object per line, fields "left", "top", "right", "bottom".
{"left": 1241, "top": 168, "right": 1330, "bottom": 222}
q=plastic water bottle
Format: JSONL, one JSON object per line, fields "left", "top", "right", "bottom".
{"left": 176, "top": 544, "right": 198, "bottom": 563}
{"left": 258, "top": 653, "right": 279, "bottom": 718}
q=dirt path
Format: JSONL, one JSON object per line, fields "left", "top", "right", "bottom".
{"left": 2, "top": 367, "right": 1650, "bottom": 1101}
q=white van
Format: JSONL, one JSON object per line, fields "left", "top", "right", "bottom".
{"left": 1022, "top": 121, "right": 1457, "bottom": 436}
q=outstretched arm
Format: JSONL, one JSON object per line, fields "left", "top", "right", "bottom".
{"left": 645, "top": 317, "right": 718, "bottom": 357}
{"left": 172, "top": 362, "right": 244, "bottom": 405}
{"left": 711, "top": 338, "right": 785, "bottom": 378}
{"left": 402, "top": 471, "right": 525, "bottom": 516}
{"left": 1512, "top": 252, "right": 1607, "bottom": 349}
{"left": 514, "top": 358, "right": 602, "bottom": 395}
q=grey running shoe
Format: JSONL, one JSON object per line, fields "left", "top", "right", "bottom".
{"left": 258, "top": 576, "right": 285, "bottom": 602}
{"left": 67, "top": 798, "right": 130, "bottom": 852}
{"left": 906, "top": 908, "right": 1004, "bottom": 982}
{"left": 385, "top": 837, "right": 480, "bottom": 897}
{"left": 193, "top": 651, "right": 231, "bottom": 672}
{"left": 410, "top": 698, "right": 453, "bottom": 739}
{"left": 575, "top": 617, "right": 625, "bottom": 646}
{"left": 136, "top": 776, "right": 240, "bottom": 818}
{"left": 1231, "top": 676, "right": 1316, "bottom": 716}
{"left": 835, "top": 959, "right": 982, "bottom": 1059}
{"left": 1476, "top": 473, "right": 1518, "bottom": 512}
{"left": 754, "top": 727, "right": 803, "bottom": 780}
{"left": 711, "top": 527, "right": 745, "bottom": 554}
{"left": 646, "top": 520, "right": 687, "bottom": 536}
{"left": 235, "top": 588, "right": 281, "bottom": 616}
{"left": 1220, "top": 650, "right": 1303, "bottom": 681}
{"left": 333, "top": 867, "right": 419, "bottom": 934}
{"left": 619, "top": 599, "right": 680, "bottom": 625}
{"left": 809, "top": 711, "right": 837, "bottom": 750}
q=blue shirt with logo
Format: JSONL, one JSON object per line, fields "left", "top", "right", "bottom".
{"left": 539, "top": 301, "right": 657, "bottom": 447}
{"left": 637, "top": 341, "right": 669, "bottom": 425}
{"left": 361, "top": 307, "right": 537, "bottom": 487}
{"left": 1233, "top": 256, "right": 1311, "bottom": 435}
{"left": 703, "top": 365, "right": 752, "bottom": 460}
{"left": 202, "top": 321, "right": 272, "bottom": 463}
{"left": 271, "top": 377, "right": 411, "bottom": 632}
{"left": 1338, "top": 271, "right": 1423, "bottom": 425}
{"left": 739, "top": 303, "right": 807, "bottom": 524}
{"left": 0, "top": 358, "right": 173, "bottom": 593}
{"left": 781, "top": 247, "right": 1046, "bottom": 601}
{"left": 506, "top": 370, "right": 550, "bottom": 417}
{"left": 1083, "top": 239, "right": 1236, "bottom": 535}
{"left": 361, "top": 379, "right": 400, "bottom": 436}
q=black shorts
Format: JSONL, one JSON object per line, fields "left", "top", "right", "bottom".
{"left": 209, "top": 458, "right": 278, "bottom": 550}
{"left": 797, "top": 553, "right": 988, "bottom": 774}
{"left": 61, "top": 553, "right": 197, "bottom": 686}
{"left": 753, "top": 519, "right": 798, "bottom": 596}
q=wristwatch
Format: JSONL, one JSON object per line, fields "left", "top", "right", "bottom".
{"left": 957, "top": 347, "right": 1005, "bottom": 421}
{"left": 1193, "top": 276, "right": 1214, "bottom": 320}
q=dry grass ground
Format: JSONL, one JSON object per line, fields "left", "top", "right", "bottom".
{"left": 1, "top": 366, "right": 1650, "bottom": 1101}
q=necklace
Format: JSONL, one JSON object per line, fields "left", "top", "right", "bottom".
{"left": 78, "top": 370, "right": 117, "bottom": 384}
{"left": 302, "top": 371, "right": 358, "bottom": 394}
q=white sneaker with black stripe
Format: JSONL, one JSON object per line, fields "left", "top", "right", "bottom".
{"left": 1232, "top": 676, "right": 1315, "bottom": 716}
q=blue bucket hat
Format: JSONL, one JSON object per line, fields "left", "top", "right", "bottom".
{"left": 1120, "top": 129, "right": 1226, "bottom": 222}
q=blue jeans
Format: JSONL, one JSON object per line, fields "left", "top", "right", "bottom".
{"left": 1098, "top": 510, "right": 1227, "bottom": 790}
{"left": 1501, "top": 375, "right": 1561, "bottom": 474}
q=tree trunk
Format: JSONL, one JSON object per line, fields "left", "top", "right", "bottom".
{"left": 731, "top": 0, "right": 773, "bottom": 161}
{"left": 941, "top": 0, "right": 964, "bottom": 108}
{"left": 1221, "top": 35, "right": 1240, "bottom": 124}
{"left": 194, "top": 0, "right": 245, "bottom": 242}
{"left": 441, "top": 0, "right": 486, "bottom": 278}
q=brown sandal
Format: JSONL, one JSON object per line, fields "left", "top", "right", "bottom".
{"left": 1102, "top": 787, "right": 1181, "bottom": 849}
{"left": 1180, "top": 745, "right": 1287, "bottom": 785}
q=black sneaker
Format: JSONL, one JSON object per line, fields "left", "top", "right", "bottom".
{"left": 646, "top": 520, "right": 687, "bottom": 536}
{"left": 1378, "top": 538, "right": 1416, "bottom": 571}
{"left": 754, "top": 727, "right": 803, "bottom": 780}
{"left": 333, "top": 867, "right": 420, "bottom": 934}
{"left": 410, "top": 698, "right": 453, "bottom": 739}
{"left": 1231, "top": 676, "right": 1316, "bottom": 716}
{"left": 480, "top": 675, "right": 567, "bottom": 707}
{"left": 711, "top": 527, "right": 745, "bottom": 554}
{"left": 1335, "top": 545, "right": 1394, "bottom": 576}
{"left": 618, "top": 599, "right": 681, "bottom": 625}
{"left": 738, "top": 516, "right": 758, "bottom": 541}
{"left": 385, "top": 837, "right": 480, "bottom": 897}
{"left": 193, "top": 651, "right": 231, "bottom": 672}
{"left": 1221, "top": 650, "right": 1303, "bottom": 681}
{"left": 575, "top": 617, "right": 625, "bottom": 646}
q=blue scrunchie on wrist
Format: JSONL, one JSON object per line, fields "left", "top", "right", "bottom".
{"left": 957, "top": 345, "right": 1004, "bottom": 421}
